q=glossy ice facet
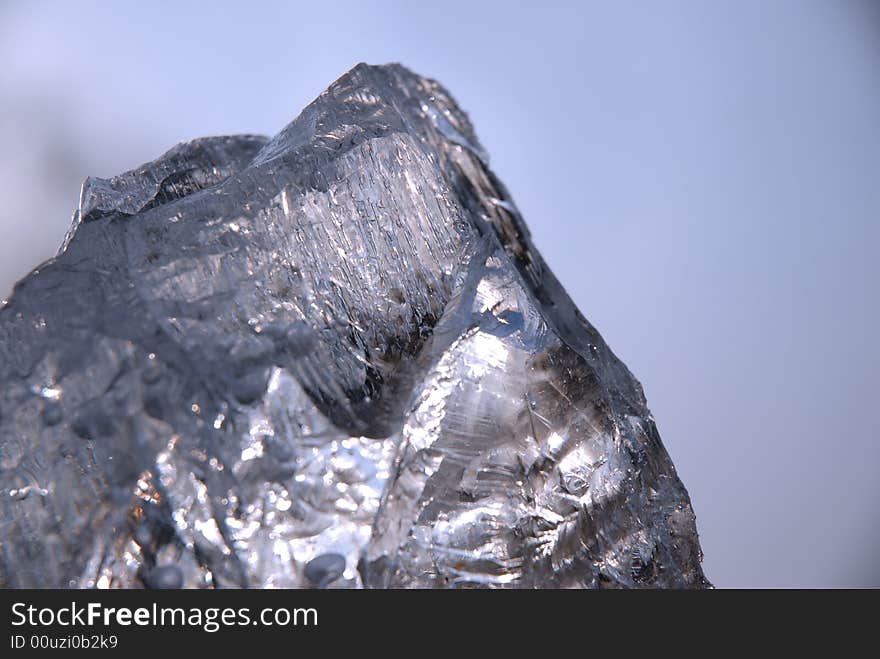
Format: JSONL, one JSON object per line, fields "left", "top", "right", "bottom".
{"left": 0, "top": 64, "right": 709, "bottom": 588}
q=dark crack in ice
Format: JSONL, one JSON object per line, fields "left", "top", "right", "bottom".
{"left": 0, "top": 63, "right": 709, "bottom": 588}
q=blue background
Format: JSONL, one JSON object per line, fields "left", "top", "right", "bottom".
{"left": 1, "top": 0, "right": 878, "bottom": 587}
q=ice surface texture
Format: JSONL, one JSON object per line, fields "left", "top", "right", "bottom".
{"left": 0, "top": 64, "right": 709, "bottom": 588}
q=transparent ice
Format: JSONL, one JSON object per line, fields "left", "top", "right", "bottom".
{"left": 0, "top": 64, "right": 708, "bottom": 588}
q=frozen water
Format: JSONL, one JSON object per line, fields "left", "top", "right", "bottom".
{"left": 0, "top": 64, "right": 708, "bottom": 588}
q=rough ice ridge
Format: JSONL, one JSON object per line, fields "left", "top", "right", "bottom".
{"left": 0, "top": 63, "right": 709, "bottom": 589}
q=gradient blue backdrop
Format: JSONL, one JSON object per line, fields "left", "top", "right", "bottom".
{"left": 1, "top": 0, "right": 878, "bottom": 587}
